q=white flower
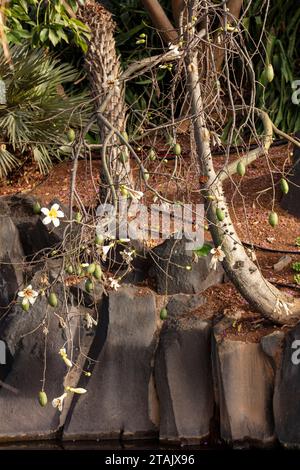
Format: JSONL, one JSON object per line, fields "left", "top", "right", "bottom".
{"left": 85, "top": 312, "right": 98, "bottom": 329}
{"left": 168, "top": 43, "right": 180, "bottom": 57}
{"left": 59, "top": 348, "right": 72, "bottom": 368}
{"left": 120, "top": 249, "right": 135, "bottom": 264}
{"left": 52, "top": 392, "right": 68, "bottom": 412}
{"left": 122, "top": 186, "right": 144, "bottom": 201}
{"left": 109, "top": 277, "right": 120, "bottom": 291}
{"left": 41, "top": 203, "right": 64, "bottom": 228}
{"left": 101, "top": 243, "right": 114, "bottom": 262}
{"left": 209, "top": 246, "right": 225, "bottom": 270}
{"left": 18, "top": 285, "right": 38, "bottom": 305}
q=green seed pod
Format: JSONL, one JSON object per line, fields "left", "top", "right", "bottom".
{"left": 66, "top": 265, "right": 73, "bottom": 275}
{"left": 119, "top": 151, "right": 128, "bottom": 164}
{"left": 48, "top": 292, "right": 58, "bottom": 308}
{"left": 266, "top": 64, "right": 274, "bottom": 83}
{"left": 148, "top": 149, "right": 156, "bottom": 161}
{"left": 76, "top": 265, "right": 83, "bottom": 276}
{"left": 22, "top": 300, "right": 30, "bottom": 312}
{"left": 75, "top": 212, "right": 82, "bottom": 223}
{"left": 160, "top": 307, "right": 168, "bottom": 320}
{"left": 269, "top": 211, "right": 278, "bottom": 227}
{"left": 280, "top": 178, "right": 289, "bottom": 195}
{"left": 87, "top": 263, "right": 96, "bottom": 274}
{"left": 38, "top": 391, "right": 48, "bottom": 407}
{"left": 173, "top": 143, "right": 182, "bottom": 156}
{"left": 85, "top": 279, "right": 94, "bottom": 293}
{"left": 143, "top": 170, "right": 150, "bottom": 181}
{"left": 216, "top": 207, "right": 225, "bottom": 222}
{"left": 67, "top": 128, "right": 76, "bottom": 143}
{"left": 93, "top": 264, "right": 103, "bottom": 280}
{"left": 121, "top": 131, "right": 129, "bottom": 142}
{"left": 33, "top": 201, "right": 41, "bottom": 215}
{"left": 120, "top": 186, "right": 128, "bottom": 197}
{"left": 237, "top": 161, "right": 246, "bottom": 177}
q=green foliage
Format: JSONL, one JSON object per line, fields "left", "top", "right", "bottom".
{"left": 193, "top": 243, "right": 213, "bottom": 257}
{"left": 4, "top": 0, "right": 90, "bottom": 52}
{"left": 246, "top": 0, "right": 300, "bottom": 133}
{"left": 294, "top": 274, "right": 300, "bottom": 285}
{"left": 295, "top": 237, "right": 300, "bottom": 247}
{"left": 292, "top": 262, "right": 300, "bottom": 273}
{"left": 0, "top": 45, "right": 92, "bottom": 176}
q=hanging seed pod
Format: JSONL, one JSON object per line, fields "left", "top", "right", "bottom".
{"left": 85, "top": 279, "right": 94, "bottom": 293}
{"left": 48, "top": 292, "right": 58, "bottom": 308}
{"left": 33, "top": 201, "right": 41, "bottom": 215}
{"left": 280, "top": 178, "right": 289, "bottom": 194}
{"left": 268, "top": 211, "right": 279, "bottom": 227}
{"left": 95, "top": 234, "right": 104, "bottom": 245}
{"left": 120, "top": 186, "right": 128, "bottom": 197}
{"left": 121, "top": 131, "right": 129, "bottom": 142}
{"left": 75, "top": 212, "right": 82, "bottom": 223}
{"left": 119, "top": 151, "right": 128, "bottom": 164}
{"left": 149, "top": 149, "right": 156, "bottom": 161}
{"left": 38, "top": 391, "right": 48, "bottom": 407}
{"left": 87, "top": 263, "right": 96, "bottom": 274}
{"left": 67, "top": 128, "right": 76, "bottom": 143}
{"left": 266, "top": 64, "right": 274, "bottom": 83}
{"left": 93, "top": 264, "right": 103, "bottom": 280}
{"left": 216, "top": 207, "right": 225, "bottom": 222}
{"left": 237, "top": 161, "right": 246, "bottom": 177}
{"left": 76, "top": 265, "right": 83, "bottom": 276}
{"left": 22, "top": 300, "right": 30, "bottom": 312}
{"left": 143, "top": 170, "right": 150, "bottom": 181}
{"left": 173, "top": 143, "right": 182, "bottom": 156}
{"left": 160, "top": 307, "right": 168, "bottom": 320}
{"left": 66, "top": 265, "right": 73, "bottom": 275}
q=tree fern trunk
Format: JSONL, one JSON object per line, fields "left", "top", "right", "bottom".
{"left": 79, "top": 0, "right": 131, "bottom": 202}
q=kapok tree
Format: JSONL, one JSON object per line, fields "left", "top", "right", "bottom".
{"left": 140, "top": 0, "right": 300, "bottom": 325}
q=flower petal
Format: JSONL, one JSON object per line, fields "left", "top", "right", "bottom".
{"left": 41, "top": 208, "right": 49, "bottom": 216}
{"left": 56, "top": 211, "right": 64, "bottom": 218}
{"left": 51, "top": 203, "right": 60, "bottom": 211}
{"left": 42, "top": 216, "right": 51, "bottom": 225}
{"left": 53, "top": 218, "right": 60, "bottom": 228}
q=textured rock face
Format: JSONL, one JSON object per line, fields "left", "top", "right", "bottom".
{"left": 149, "top": 236, "right": 224, "bottom": 295}
{"left": 0, "top": 274, "right": 95, "bottom": 441}
{"left": 64, "top": 285, "right": 160, "bottom": 440}
{"left": 274, "top": 323, "right": 300, "bottom": 448}
{"left": 0, "top": 195, "right": 65, "bottom": 258}
{"left": 213, "top": 319, "right": 275, "bottom": 446}
{"left": 155, "top": 299, "right": 213, "bottom": 444}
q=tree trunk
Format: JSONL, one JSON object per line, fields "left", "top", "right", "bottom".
{"left": 79, "top": 0, "right": 131, "bottom": 202}
{"left": 185, "top": 4, "right": 300, "bottom": 325}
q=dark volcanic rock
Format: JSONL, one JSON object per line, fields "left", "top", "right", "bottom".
{"left": 149, "top": 236, "right": 224, "bottom": 295}
{"left": 155, "top": 293, "right": 213, "bottom": 444}
{"left": 0, "top": 212, "right": 24, "bottom": 312}
{"left": 63, "top": 285, "right": 159, "bottom": 440}
{"left": 1, "top": 195, "right": 65, "bottom": 258}
{"left": 0, "top": 279, "right": 93, "bottom": 441}
{"left": 213, "top": 319, "right": 275, "bottom": 447}
{"left": 274, "top": 323, "right": 300, "bottom": 448}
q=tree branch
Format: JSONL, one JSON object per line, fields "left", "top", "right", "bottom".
{"left": 141, "top": 0, "right": 179, "bottom": 44}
